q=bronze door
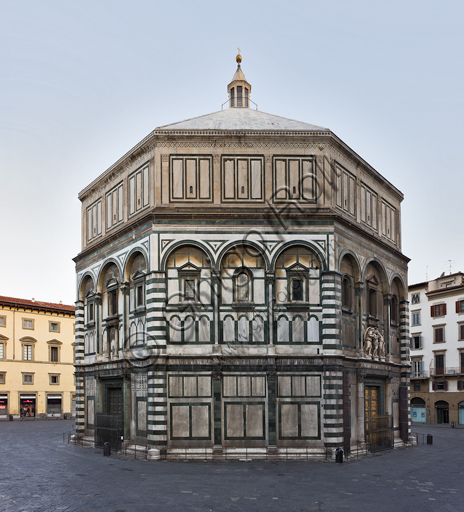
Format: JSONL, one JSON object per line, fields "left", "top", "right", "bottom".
{"left": 108, "top": 387, "right": 123, "bottom": 416}
{"left": 365, "top": 386, "right": 379, "bottom": 446}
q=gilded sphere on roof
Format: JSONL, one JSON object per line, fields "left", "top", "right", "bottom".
{"left": 236, "top": 53, "right": 242, "bottom": 64}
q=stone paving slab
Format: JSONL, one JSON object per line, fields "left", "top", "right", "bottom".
{"left": 0, "top": 420, "right": 463, "bottom": 511}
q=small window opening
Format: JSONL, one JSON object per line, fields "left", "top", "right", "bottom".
{"left": 236, "top": 272, "right": 250, "bottom": 302}
{"left": 108, "top": 289, "right": 118, "bottom": 316}
{"left": 237, "top": 86, "right": 243, "bottom": 107}
{"left": 241, "top": 186, "right": 245, "bottom": 194}
{"left": 189, "top": 186, "right": 193, "bottom": 194}
{"left": 184, "top": 279, "right": 196, "bottom": 301}
{"left": 136, "top": 285, "right": 144, "bottom": 308}
{"left": 291, "top": 278, "right": 304, "bottom": 301}
{"left": 231, "top": 87, "right": 235, "bottom": 107}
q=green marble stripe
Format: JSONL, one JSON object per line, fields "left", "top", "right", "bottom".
{"left": 324, "top": 404, "right": 344, "bottom": 411}
{"left": 323, "top": 394, "right": 342, "bottom": 400}
{"left": 324, "top": 423, "right": 344, "bottom": 429}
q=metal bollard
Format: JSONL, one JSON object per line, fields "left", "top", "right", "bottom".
{"left": 103, "top": 442, "right": 111, "bottom": 457}
{"left": 335, "top": 447, "right": 344, "bottom": 463}
{"left": 426, "top": 434, "right": 433, "bottom": 445}
{"left": 9, "top": 414, "right": 13, "bottom": 421}
{"left": 451, "top": 421, "right": 456, "bottom": 428}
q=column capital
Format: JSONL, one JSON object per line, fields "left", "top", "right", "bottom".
{"left": 354, "top": 281, "right": 364, "bottom": 296}
{"left": 265, "top": 271, "right": 275, "bottom": 285}
{"left": 120, "top": 281, "right": 130, "bottom": 296}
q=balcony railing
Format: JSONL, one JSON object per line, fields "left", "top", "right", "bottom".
{"left": 410, "top": 370, "right": 429, "bottom": 379}
{"left": 429, "top": 366, "right": 464, "bottom": 376}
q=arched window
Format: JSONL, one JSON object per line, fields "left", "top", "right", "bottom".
{"left": 231, "top": 87, "right": 235, "bottom": 107}
{"left": 245, "top": 88, "right": 248, "bottom": 107}
{"left": 236, "top": 270, "right": 250, "bottom": 302}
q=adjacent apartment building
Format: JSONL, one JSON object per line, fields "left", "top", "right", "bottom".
{"left": 409, "top": 272, "right": 464, "bottom": 425}
{"left": 0, "top": 296, "right": 76, "bottom": 419}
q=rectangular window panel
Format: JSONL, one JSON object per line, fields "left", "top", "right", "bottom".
{"left": 143, "top": 165, "right": 149, "bottom": 206}
{"left": 237, "top": 159, "right": 248, "bottom": 199}
{"left": 50, "top": 347, "right": 58, "bottom": 362}
{"left": 0, "top": 343, "right": 4, "bottom": 359}
{"left": 186, "top": 159, "right": 197, "bottom": 198}
{"left": 129, "top": 176, "right": 135, "bottom": 214}
{"left": 224, "top": 159, "right": 235, "bottom": 199}
{"left": 289, "top": 160, "right": 300, "bottom": 199}
{"left": 275, "top": 160, "right": 287, "bottom": 199}
{"left": 199, "top": 159, "right": 211, "bottom": 199}
{"left": 106, "top": 192, "right": 113, "bottom": 228}
{"left": 250, "top": 160, "right": 262, "bottom": 199}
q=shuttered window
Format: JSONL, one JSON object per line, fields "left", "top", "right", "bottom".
{"left": 431, "top": 304, "right": 446, "bottom": 317}
{"left": 434, "top": 328, "right": 444, "bottom": 343}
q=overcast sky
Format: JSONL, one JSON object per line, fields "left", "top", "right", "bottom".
{"left": 1, "top": 0, "right": 463, "bottom": 305}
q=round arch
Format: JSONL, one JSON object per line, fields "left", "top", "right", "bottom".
{"left": 77, "top": 271, "right": 96, "bottom": 301}
{"left": 362, "top": 257, "right": 389, "bottom": 293}
{"left": 123, "top": 247, "right": 150, "bottom": 280}
{"left": 96, "top": 259, "right": 123, "bottom": 292}
{"left": 161, "top": 240, "right": 214, "bottom": 271}
{"left": 338, "top": 250, "right": 362, "bottom": 281}
{"left": 390, "top": 273, "right": 407, "bottom": 299}
{"left": 270, "top": 240, "right": 326, "bottom": 272}
{"left": 216, "top": 240, "right": 269, "bottom": 272}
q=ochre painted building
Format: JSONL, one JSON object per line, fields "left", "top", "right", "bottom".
{"left": 0, "top": 296, "right": 75, "bottom": 418}
{"left": 74, "top": 55, "right": 410, "bottom": 459}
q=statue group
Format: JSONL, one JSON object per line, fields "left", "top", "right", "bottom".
{"left": 363, "top": 326, "right": 386, "bottom": 360}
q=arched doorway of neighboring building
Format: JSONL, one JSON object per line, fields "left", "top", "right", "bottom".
{"left": 458, "top": 401, "right": 464, "bottom": 425}
{"left": 410, "top": 397, "right": 426, "bottom": 423}
{"left": 435, "top": 400, "right": 449, "bottom": 424}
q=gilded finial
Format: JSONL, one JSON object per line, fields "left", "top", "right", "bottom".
{"left": 236, "top": 48, "right": 242, "bottom": 65}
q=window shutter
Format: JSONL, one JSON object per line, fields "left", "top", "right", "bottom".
{"left": 419, "top": 335, "right": 422, "bottom": 349}
{"left": 443, "top": 303, "right": 447, "bottom": 316}
{"left": 458, "top": 381, "right": 462, "bottom": 391}
{"left": 410, "top": 365, "right": 413, "bottom": 378}
{"left": 456, "top": 301, "right": 460, "bottom": 314}
{"left": 432, "top": 381, "right": 437, "bottom": 391}
{"left": 443, "top": 380, "right": 448, "bottom": 391}
{"left": 431, "top": 305, "right": 435, "bottom": 317}
{"left": 419, "top": 360, "right": 423, "bottom": 376}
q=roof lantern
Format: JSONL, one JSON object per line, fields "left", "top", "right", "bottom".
{"left": 227, "top": 50, "right": 251, "bottom": 108}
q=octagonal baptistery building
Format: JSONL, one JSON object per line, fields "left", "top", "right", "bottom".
{"left": 74, "top": 56, "right": 410, "bottom": 460}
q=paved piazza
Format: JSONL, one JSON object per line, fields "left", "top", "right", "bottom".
{"left": 0, "top": 420, "right": 462, "bottom": 512}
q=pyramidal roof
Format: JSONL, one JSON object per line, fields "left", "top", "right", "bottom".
{"left": 155, "top": 53, "right": 328, "bottom": 133}
{"left": 156, "top": 108, "right": 328, "bottom": 132}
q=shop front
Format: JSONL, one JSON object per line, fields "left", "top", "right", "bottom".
{"left": 410, "top": 397, "right": 426, "bottom": 423}
{"left": 20, "top": 395, "right": 36, "bottom": 418}
{"left": 0, "top": 395, "right": 8, "bottom": 418}
{"left": 47, "top": 395, "right": 62, "bottom": 417}
{"left": 435, "top": 400, "right": 449, "bottom": 424}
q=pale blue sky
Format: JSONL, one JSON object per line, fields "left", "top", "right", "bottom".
{"left": 1, "top": 0, "right": 463, "bottom": 304}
